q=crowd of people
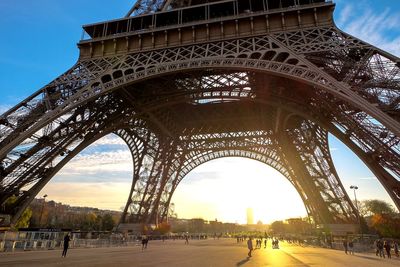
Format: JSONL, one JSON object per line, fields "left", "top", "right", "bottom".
{"left": 342, "top": 238, "right": 399, "bottom": 259}
{"left": 243, "top": 236, "right": 282, "bottom": 257}
{"left": 59, "top": 231, "right": 400, "bottom": 262}
{"left": 374, "top": 239, "right": 399, "bottom": 259}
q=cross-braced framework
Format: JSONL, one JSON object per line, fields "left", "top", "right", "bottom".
{"left": 1, "top": 0, "right": 399, "bottom": 228}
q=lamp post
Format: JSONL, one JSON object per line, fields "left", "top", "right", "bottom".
{"left": 349, "top": 186, "right": 361, "bottom": 234}
{"left": 39, "top": 194, "right": 48, "bottom": 227}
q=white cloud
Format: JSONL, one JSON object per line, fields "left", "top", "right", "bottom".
{"left": 337, "top": 4, "right": 353, "bottom": 25}
{"left": 337, "top": 3, "right": 400, "bottom": 56}
{"left": 90, "top": 134, "right": 127, "bottom": 146}
{"left": 358, "top": 176, "right": 376, "bottom": 181}
{"left": 53, "top": 149, "right": 133, "bottom": 183}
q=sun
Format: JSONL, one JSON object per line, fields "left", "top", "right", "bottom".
{"left": 171, "top": 157, "right": 308, "bottom": 224}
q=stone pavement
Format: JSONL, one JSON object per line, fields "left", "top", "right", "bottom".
{"left": 0, "top": 238, "right": 399, "bottom": 266}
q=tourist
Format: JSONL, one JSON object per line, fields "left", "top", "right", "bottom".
{"left": 141, "top": 235, "right": 148, "bottom": 250}
{"left": 374, "top": 239, "right": 380, "bottom": 256}
{"left": 247, "top": 237, "right": 253, "bottom": 257}
{"left": 185, "top": 235, "right": 189, "bottom": 245}
{"left": 393, "top": 241, "right": 399, "bottom": 257}
{"left": 342, "top": 239, "right": 348, "bottom": 254}
{"left": 272, "top": 238, "right": 279, "bottom": 249}
{"left": 377, "top": 239, "right": 385, "bottom": 258}
{"left": 264, "top": 238, "right": 267, "bottom": 249}
{"left": 384, "top": 240, "right": 391, "bottom": 259}
{"left": 61, "top": 233, "right": 71, "bottom": 258}
{"left": 348, "top": 240, "right": 354, "bottom": 255}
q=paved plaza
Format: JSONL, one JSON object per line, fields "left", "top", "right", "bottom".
{"left": 1, "top": 239, "right": 399, "bottom": 267}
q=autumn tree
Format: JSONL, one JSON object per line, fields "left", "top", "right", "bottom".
{"left": 370, "top": 213, "right": 400, "bottom": 238}
{"left": 360, "top": 199, "right": 399, "bottom": 238}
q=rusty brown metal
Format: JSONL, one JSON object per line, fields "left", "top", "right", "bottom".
{"left": 1, "top": 0, "right": 399, "bottom": 227}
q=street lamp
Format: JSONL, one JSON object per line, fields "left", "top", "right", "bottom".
{"left": 39, "top": 194, "right": 48, "bottom": 227}
{"left": 350, "top": 186, "right": 361, "bottom": 234}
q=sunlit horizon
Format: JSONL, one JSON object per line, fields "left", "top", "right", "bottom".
{"left": 171, "top": 157, "right": 308, "bottom": 225}
{"left": 2, "top": 0, "right": 398, "bottom": 226}
{"left": 36, "top": 133, "right": 398, "bottom": 225}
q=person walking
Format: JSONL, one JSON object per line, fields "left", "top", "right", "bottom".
{"left": 61, "top": 233, "right": 71, "bottom": 258}
{"left": 377, "top": 239, "right": 385, "bottom": 258}
{"left": 348, "top": 240, "right": 354, "bottom": 255}
{"left": 342, "top": 239, "right": 348, "bottom": 254}
{"left": 185, "top": 235, "right": 189, "bottom": 245}
{"left": 375, "top": 239, "right": 380, "bottom": 256}
{"left": 141, "top": 235, "right": 148, "bottom": 250}
{"left": 247, "top": 237, "right": 253, "bottom": 257}
{"left": 394, "top": 241, "right": 399, "bottom": 257}
{"left": 384, "top": 240, "right": 391, "bottom": 259}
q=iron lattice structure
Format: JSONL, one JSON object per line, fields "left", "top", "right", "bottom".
{"left": 1, "top": 0, "right": 400, "bottom": 227}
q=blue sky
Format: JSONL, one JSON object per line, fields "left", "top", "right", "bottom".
{"left": 0, "top": 1, "right": 399, "bottom": 222}
{"left": 0, "top": 0, "right": 399, "bottom": 108}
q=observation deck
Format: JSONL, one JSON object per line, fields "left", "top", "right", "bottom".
{"left": 78, "top": 0, "right": 334, "bottom": 59}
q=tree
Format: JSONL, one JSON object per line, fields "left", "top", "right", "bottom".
{"left": 270, "top": 221, "right": 286, "bottom": 234}
{"left": 361, "top": 200, "right": 395, "bottom": 217}
{"left": 154, "top": 222, "right": 171, "bottom": 235}
{"left": 370, "top": 213, "right": 400, "bottom": 238}
{"left": 101, "top": 214, "right": 115, "bottom": 231}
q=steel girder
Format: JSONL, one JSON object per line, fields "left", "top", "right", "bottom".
{"left": 125, "top": 0, "right": 221, "bottom": 16}
{"left": 118, "top": 101, "right": 358, "bottom": 225}
{"left": 1, "top": 3, "right": 400, "bottom": 226}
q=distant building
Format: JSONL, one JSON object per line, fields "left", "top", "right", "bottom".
{"left": 246, "top": 208, "right": 254, "bottom": 225}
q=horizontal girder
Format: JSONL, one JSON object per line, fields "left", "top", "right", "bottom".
{"left": 1, "top": 2, "right": 399, "bottom": 227}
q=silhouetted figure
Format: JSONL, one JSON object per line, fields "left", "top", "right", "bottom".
{"left": 394, "top": 241, "right": 399, "bottom": 257}
{"left": 185, "top": 235, "right": 189, "bottom": 245}
{"left": 375, "top": 239, "right": 380, "bottom": 256}
{"left": 272, "top": 238, "right": 279, "bottom": 249}
{"left": 342, "top": 240, "right": 348, "bottom": 254}
{"left": 62, "top": 233, "right": 70, "bottom": 257}
{"left": 247, "top": 237, "right": 253, "bottom": 257}
{"left": 141, "top": 235, "right": 148, "bottom": 250}
{"left": 264, "top": 238, "right": 267, "bottom": 249}
{"left": 384, "top": 241, "right": 391, "bottom": 259}
{"left": 348, "top": 240, "right": 354, "bottom": 255}
{"left": 377, "top": 239, "right": 385, "bottom": 258}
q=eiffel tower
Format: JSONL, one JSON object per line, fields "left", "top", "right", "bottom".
{"left": 0, "top": 0, "right": 399, "bottom": 229}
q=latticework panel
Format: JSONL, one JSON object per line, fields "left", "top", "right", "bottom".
{"left": 1, "top": 1, "right": 399, "bottom": 227}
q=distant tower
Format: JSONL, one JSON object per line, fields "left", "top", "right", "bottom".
{"left": 246, "top": 208, "right": 254, "bottom": 225}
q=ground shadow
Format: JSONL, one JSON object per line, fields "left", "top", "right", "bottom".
{"left": 236, "top": 257, "right": 250, "bottom": 266}
{"left": 353, "top": 254, "right": 383, "bottom": 261}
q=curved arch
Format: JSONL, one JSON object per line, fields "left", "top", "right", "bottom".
{"left": 6, "top": 77, "right": 398, "bottom": 225}
{"left": 252, "top": 97, "right": 400, "bottom": 211}
{"left": 9, "top": 129, "right": 118, "bottom": 224}
{"left": 2, "top": 56, "right": 399, "bottom": 160}
{"left": 159, "top": 149, "right": 312, "bottom": 221}
{"left": 178, "top": 149, "right": 290, "bottom": 184}
{"left": 163, "top": 151, "right": 312, "bottom": 222}
{"left": 8, "top": 118, "right": 151, "bottom": 224}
